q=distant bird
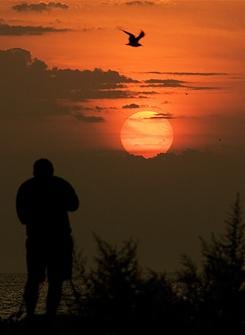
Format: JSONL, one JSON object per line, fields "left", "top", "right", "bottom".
{"left": 121, "top": 29, "right": 145, "bottom": 47}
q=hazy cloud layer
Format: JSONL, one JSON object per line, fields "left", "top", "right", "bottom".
{"left": 129, "top": 112, "right": 176, "bottom": 121}
{"left": 0, "top": 48, "right": 136, "bottom": 118}
{"left": 145, "top": 72, "right": 228, "bottom": 76}
{"left": 73, "top": 105, "right": 107, "bottom": 112}
{"left": 125, "top": 1, "right": 155, "bottom": 5}
{"left": 146, "top": 112, "right": 175, "bottom": 119}
{"left": 2, "top": 148, "right": 245, "bottom": 272}
{"left": 137, "top": 91, "right": 159, "bottom": 96}
{"left": 144, "top": 79, "right": 185, "bottom": 87}
{"left": 187, "top": 86, "right": 220, "bottom": 91}
{"left": 142, "top": 78, "right": 220, "bottom": 91}
{"left": 80, "top": 27, "right": 104, "bottom": 32}
{"left": 12, "top": 2, "right": 69, "bottom": 12}
{"left": 0, "top": 22, "right": 69, "bottom": 35}
{"left": 72, "top": 112, "right": 105, "bottom": 123}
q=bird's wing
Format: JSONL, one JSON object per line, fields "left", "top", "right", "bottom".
{"left": 121, "top": 30, "right": 135, "bottom": 38}
{"left": 136, "top": 30, "right": 145, "bottom": 41}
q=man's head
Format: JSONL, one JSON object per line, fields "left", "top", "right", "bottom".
{"left": 33, "top": 159, "right": 54, "bottom": 178}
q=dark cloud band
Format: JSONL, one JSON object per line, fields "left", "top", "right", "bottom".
{"left": 125, "top": 1, "right": 155, "bottom": 6}
{"left": 144, "top": 71, "right": 228, "bottom": 76}
{"left": 122, "top": 103, "right": 140, "bottom": 109}
{"left": 0, "top": 48, "right": 137, "bottom": 119}
{"left": 12, "top": 2, "right": 69, "bottom": 12}
{"left": 72, "top": 113, "right": 105, "bottom": 123}
{"left": 0, "top": 23, "right": 70, "bottom": 36}
{"left": 142, "top": 78, "right": 221, "bottom": 90}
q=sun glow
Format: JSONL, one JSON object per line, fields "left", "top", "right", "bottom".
{"left": 120, "top": 111, "right": 174, "bottom": 159}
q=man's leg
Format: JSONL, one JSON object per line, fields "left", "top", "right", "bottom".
{"left": 46, "top": 280, "right": 63, "bottom": 318}
{"left": 25, "top": 237, "right": 45, "bottom": 317}
{"left": 23, "top": 278, "right": 40, "bottom": 317}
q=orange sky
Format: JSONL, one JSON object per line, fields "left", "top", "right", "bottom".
{"left": 0, "top": 0, "right": 245, "bottom": 156}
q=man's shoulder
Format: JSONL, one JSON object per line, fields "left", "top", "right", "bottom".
{"left": 53, "top": 176, "right": 69, "bottom": 184}
{"left": 18, "top": 178, "right": 35, "bottom": 190}
{"left": 18, "top": 176, "right": 75, "bottom": 193}
{"left": 53, "top": 176, "right": 73, "bottom": 189}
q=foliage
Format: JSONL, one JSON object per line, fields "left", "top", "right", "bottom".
{"left": 176, "top": 193, "right": 245, "bottom": 334}
{"left": 70, "top": 193, "right": 245, "bottom": 334}
{"left": 2, "top": 194, "right": 245, "bottom": 334}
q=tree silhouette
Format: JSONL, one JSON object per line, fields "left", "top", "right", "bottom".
{"left": 177, "top": 193, "right": 245, "bottom": 334}
{"left": 136, "top": 270, "right": 181, "bottom": 333}
{"left": 200, "top": 193, "right": 245, "bottom": 332}
{"left": 176, "top": 254, "right": 204, "bottom": 334}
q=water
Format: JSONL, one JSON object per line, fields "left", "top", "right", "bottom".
{"left": 0, "top": 273, "right": 25, "bottom": 317}
{"left": 0, "top": 273, "right": 79, "bottom": 318}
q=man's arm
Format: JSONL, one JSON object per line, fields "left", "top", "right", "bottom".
{"left": 63, "top": 180, "right": 79, "bottom": 212}
{"left": 16, "top": 183, "right": 27, "bottom": 224}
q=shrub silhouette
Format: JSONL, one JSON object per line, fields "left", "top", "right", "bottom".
{"left": 63, "top": 194, "right": 245, "bottom": 334}
{"left": 73, "top": 235, "right": 180, "bottom": 334}
{"left": 73, "top": 235, "right": 142, "bottom": 333}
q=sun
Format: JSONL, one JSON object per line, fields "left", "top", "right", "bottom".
{"left": 120, "top": 111, "right": 174, "bottom": 159}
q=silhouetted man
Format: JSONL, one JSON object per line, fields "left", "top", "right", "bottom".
{"left": 16, "top": 159, "right": 79, "bottom": 318}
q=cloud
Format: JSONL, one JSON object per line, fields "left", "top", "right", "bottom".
{"left": 0, "top": 23, "right": 69, "bottom": 35}
{"left": 75, "top": 105, "right": 117, "bottom": 112}
{"left": 144, "top": 112, "right": 175, "bottom": 120}
{"left": 12, "top": 2, "right": 69, "bottom": 12}
{"left": 144, "top": 79, "right": 185, "bottom": 87}
{"left": 129, "top": 111, "right": 196, "bottom": 122}
{"left": 78, "top": 106, "right": 104, "bottom": 112}
{"left": 137, "top": 91, "right": 159, "bottom": 95}
{"left": 122, "top": 103, "right": 140, "bottom": 109}
{"left": 80, "top": 27, "right": 105, "bottom": 33}
{"left": 187, "top": 86, "right": 220, "bottom": 91}
{"left": 129, "top": 112, "right": 175, "bottom": 121}
{"left": 125, "top": 1, "right": 155, "bottom": 5}
{"left": 0, "top": 48, "right": 136, "bottom": 118}
{"left": 143, "top": 78, "right": 221, "bottom": 90}
{"left": 88, "top": 89, "right": 135, "bottom": 99}
{"left": 72, "top": 113, "right": 105, "bottom": 123}
{"left": 144, "top": 71, "right": 228, "bottom": 76}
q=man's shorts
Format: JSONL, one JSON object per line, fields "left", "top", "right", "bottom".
{"left": 26, "top": 235, "right": 73, "bottom": 282}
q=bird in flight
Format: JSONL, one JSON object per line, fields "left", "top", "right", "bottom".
{"left": 121, "top": 29, "right": 145, "bottom": 47}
